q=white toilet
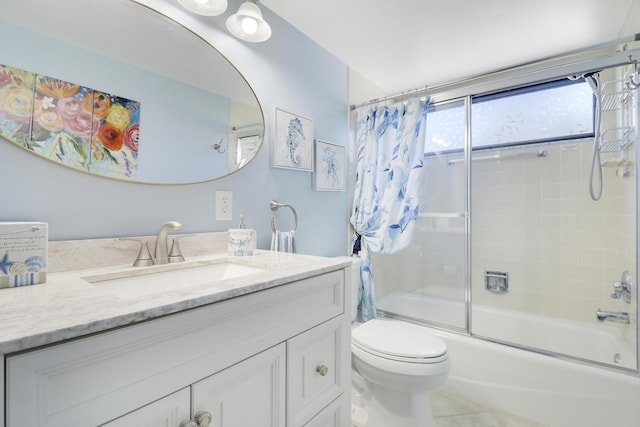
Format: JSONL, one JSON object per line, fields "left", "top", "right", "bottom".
{"left": 349, "top": 258, "right": 450, "bottom": 427}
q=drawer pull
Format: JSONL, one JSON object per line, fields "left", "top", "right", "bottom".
{"left": 195, "top": 410, "right": 213, "bottom": 427}
{"left": 179, "top": 420, "right": 198, "bottom": 427}
{"left": 316, "top": 364, "right": 329, "bottom": 376}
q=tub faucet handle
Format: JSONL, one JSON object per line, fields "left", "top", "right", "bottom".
{"left": 610, "top": 271, "right": 633, "bottom": 304}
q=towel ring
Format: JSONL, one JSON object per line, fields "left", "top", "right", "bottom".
{"left": 270, "top": 199, "right": 298, "bottom": 232}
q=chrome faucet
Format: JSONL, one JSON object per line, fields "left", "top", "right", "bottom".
{"left": 610, "top": 271, "right": 633, "bottom": 304}
{"left": 154, "top": 221, "right": 184, "bottom": 265}
{"left": 596, "top": 309, "right": 630, "bottom": 324}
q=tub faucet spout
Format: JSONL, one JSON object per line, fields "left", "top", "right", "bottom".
{"left": 596, "top": 309, "right": 630, "bottom": 324}
{"left": 154, "top": 221, "right": 184, "bottom": 265}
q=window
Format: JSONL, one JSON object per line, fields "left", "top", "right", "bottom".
{"left": 424, "top": 101, "right": 466, "bottom": 153}
{"left": 424, "top": 79, "right": 594, "bottom": 154}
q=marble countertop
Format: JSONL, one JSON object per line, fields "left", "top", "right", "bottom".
{"left": 0, "top": 250, "right": 352, "bottom": 355}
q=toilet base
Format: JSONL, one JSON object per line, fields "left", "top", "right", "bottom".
{"left": 366, "top": 386, "right": 436, "bottom": 427}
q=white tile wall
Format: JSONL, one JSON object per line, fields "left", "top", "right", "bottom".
{"left": 373, "top": 137, "right": 637, "bottom": 359}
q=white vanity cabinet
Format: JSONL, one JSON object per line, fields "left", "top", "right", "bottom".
{"left": 5, "top": 268, "right": 350, "bottom": 427}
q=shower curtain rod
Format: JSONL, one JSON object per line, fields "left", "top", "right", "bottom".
{"left": 350, "top": 33, "right": 640, "bottom": 112}
{"left": 350, "top": 86, "right": 429, "bottom": 110}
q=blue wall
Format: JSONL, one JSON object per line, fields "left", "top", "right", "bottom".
{"left": 0, "top": 0, "right": 349, "bottom": 257}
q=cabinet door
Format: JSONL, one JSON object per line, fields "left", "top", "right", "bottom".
{"left": 100, "top": 388, "right": 190, "bottom": 427}
{"left": 192, "top": 343, "right": 286, "bottom": 427}
{"left": 303, "top": 395, "right": 349, "bottom": 427}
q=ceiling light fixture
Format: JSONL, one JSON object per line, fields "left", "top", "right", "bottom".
{"left": 177, "top": 0, "right": 227, "bottom": 16}
{"left": 226, "top": 0, "right": 271, "bottom": 43}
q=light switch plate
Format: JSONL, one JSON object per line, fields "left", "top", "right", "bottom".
{"left": 215, "top": 190, "right": 233, "bottom": 221}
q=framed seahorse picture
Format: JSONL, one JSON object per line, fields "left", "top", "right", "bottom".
{"left": 313, "top": 140, "right": 345, "bottom": 191}
{"left": 273, "top": 108, "right": 314, "bottom": 171}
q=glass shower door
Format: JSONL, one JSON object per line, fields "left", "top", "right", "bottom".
{"left": 469, "top": 65, "right": 638, "bottom": 370}
{"left": 375, "top": 99, "right": 469, "bottom": 330}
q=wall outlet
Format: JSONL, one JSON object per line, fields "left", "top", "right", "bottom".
{"left": 215, "top": 190, "right": 233, "bottom": 221}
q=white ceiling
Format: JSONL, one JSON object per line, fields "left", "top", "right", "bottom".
{"left": 261, "top": 0, "right": 638, "bottom": 94}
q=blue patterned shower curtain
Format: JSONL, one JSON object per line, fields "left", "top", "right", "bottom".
{"left": 350, "top": 97, "right": 429, "bottom": 322}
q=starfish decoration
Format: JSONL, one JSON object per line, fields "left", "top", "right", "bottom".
{"left": 0, "top": 252, "right": 12, "bottom": 275}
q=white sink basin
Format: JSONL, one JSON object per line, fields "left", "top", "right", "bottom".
{"left": 83, "top": 261, "right": 266, "bottom": 299}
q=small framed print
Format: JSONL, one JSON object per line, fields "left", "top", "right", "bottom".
{"left": 313, "top": 140, "right": 345, "bottom": 191}
{"left": 273, "top": 108, "right": 314, "bottom": 171}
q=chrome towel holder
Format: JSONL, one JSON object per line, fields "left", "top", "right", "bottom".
{"left": 270, "top": 199, "right": 298, "bottom": 232}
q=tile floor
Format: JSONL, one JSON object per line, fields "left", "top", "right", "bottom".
{"left": 430, "top": 390, "right": 548, "bottom": 427}
{"left": 353, "top": 390, "right": 548, "bottom": 427}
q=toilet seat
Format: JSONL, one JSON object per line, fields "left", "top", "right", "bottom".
{"left": 352, "top": 319, "right": 447, "bottom": 364}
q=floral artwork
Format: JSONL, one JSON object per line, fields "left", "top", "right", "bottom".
{"left": 0, "top": 64, "right": 140, "bottom": 180}
{"left": 313, "top": 140, "right": 344, "bottom": 191}
{"left": 273, "top": 108, "right": 313, "bottom": 171}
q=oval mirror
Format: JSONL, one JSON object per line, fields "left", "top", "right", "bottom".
{"left": 0, "top": 0, "right": 264, "bottom": 184}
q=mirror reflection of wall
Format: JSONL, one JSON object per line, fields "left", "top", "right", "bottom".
{"left": 0, "top": 0, "right": 264, "bottom": 184}
{"left": 228, "top": 99, "right": 263, "bottom": 170}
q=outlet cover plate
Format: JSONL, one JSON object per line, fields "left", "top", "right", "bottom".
{"left": 215, "top": 190, "right": 233, "bottom": 221}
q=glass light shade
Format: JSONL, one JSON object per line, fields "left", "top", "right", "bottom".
{"left": 226, "top": 1, "right": 271, "bottom": 42}
{"left": 177, "top": 0, "right": 227, "bottom": 16}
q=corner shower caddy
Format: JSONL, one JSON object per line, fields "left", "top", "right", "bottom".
{"left": 597, "top": 66, "right": 639, "bottom": 176}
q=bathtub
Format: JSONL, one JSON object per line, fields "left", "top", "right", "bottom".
{"left": 472, "top": 304, "right": 636, "bottom": 369}
{"left": 377, "top": 292, "right": 640, "bottom": 427}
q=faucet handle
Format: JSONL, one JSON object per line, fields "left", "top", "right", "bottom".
{"left": 119, "top": 238, "right": 155, "bottom": 267}
{"left": 610, "top": 271, "right": 633, "bottom": 304}
{"left": 168, "top": 234, "right": 194, "bottom": 263}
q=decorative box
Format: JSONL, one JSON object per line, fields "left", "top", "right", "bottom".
{"left": 0, "top": 222, "right": 48, "bottom": 288}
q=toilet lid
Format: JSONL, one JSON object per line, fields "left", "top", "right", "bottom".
{"left": 352, "top": 319, "right": 447, "bottom": 360}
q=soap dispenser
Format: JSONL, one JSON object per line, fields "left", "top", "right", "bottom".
{"left": 228, "top": 214, "right": 255, "bottom": 256}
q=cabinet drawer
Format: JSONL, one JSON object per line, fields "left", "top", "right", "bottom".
{"left": 287, "top": 316, "right": 349, "bottom": 427}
